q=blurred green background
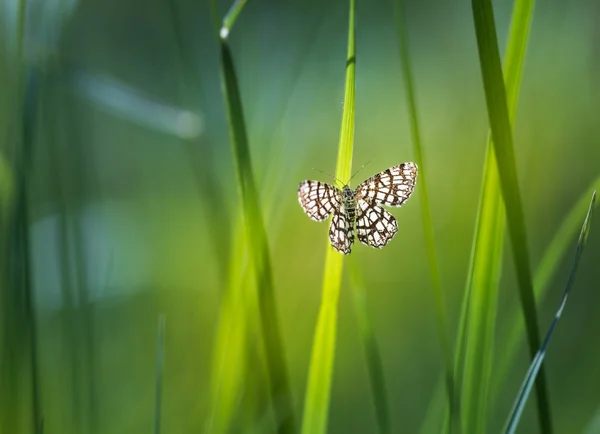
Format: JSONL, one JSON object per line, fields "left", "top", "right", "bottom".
{"left": 1, "top": 0, "right": 599, "bottom": 433}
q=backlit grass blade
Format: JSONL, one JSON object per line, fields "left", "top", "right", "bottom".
{"left": 208, "top": 2, "right": 296, "bottom": 432}
{"left": 348, "top": 258, "right": 390, "bottom": 434}
{"left": 493, "top": 176, "right": 600, "bottom": 399}
{"left": 301, "top": 0, "right": 355, "bottom": 432}
{"left": 392, "top": 1, "right": 457, "bottom": 431}
{"left": 459, "top": 147, "right": 504, "bottom": 434}
{"left": 504, "top": 191, "right": 596, "bottom": 434}
{"left": 470, "top": 0, "right": 552, "bottom": 432}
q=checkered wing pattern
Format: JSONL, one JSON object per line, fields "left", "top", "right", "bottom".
{"left": 329, "top": 210, "right": 354, "bottom": 254}
{"left": 297, "top": 180, "right": 341, "bottom": 222}
{"left": 356, "top": 199, "right": 398, "bottom": 248}
{"left": 355, "top": 162, "right": 418, "bottom": 207}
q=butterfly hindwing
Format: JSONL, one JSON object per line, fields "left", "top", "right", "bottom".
{"left": 356, "top": 198, "right": 398, "bottom": 248}
{"left": 329, "top": 209, "right": 354, "bottom": 254}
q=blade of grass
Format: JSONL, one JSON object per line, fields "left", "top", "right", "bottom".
{"left": 220, "top": 0, "right": 248, "bottom": 40}
{"left": 418, "top": 0, "right": 535, "bottom": 432}
{"left": 503, "top": 191, "right": 596, "bottom": 434}
{"left": 470, "top": 0, "right": 553, "bottom": 432}
{"left": 392, "top": 1, "right": 458, "bottom": 431}
{"left": 208, "top": 2, "right": 296, "bottom": 432}
{"left": 459, "top": 147, "right": 505, "bottom": 434}
{"left": 206, "top": 220, "right": 258, "bottom": 434}
{"left": 301, "top": 0, "right": 355, "bottom": 432}
{"left": 493, "top": 175, "right": 600, "bottom": 399}
{"left": 154, "top": 315, "right": 166, "bottom": 434}
{"left": 348, "top": 258, "right": 390, "bottom": 434}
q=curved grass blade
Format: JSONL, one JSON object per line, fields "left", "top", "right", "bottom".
{"left": 392, "top": 1, "right": 458, "bottom": 431}
{"left": 208, "top": 3, "right": 296, "bottom": 432}
{"left": 503, "top": 191, "right": 596, "bottom": 434}
{"left": 301, "top": 0, "right": 355, "bottom": 432}
{"left": 493, "top": 176, "right": 600, "bottom": 400}
{"left": 470, "top": 0, "right": 552, "bottom": 432}
{"left": 348, "top": 258, "right": 390, "bottom": 434}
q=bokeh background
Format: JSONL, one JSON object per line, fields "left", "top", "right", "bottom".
{"left": 1, "top": 0, "right": 599, "bottom": 433}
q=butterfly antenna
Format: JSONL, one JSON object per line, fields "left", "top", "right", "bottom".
{"left": 312, "top": 168, "right": 344, "bottom": 187}
{"left": 346, "top": 160, "right": 373, "bottom": 184}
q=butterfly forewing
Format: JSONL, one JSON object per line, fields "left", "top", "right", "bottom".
{"left": 356, "top": 199, "right": 398, "bottom": 248}
{"left": 297, "top": 180, "right": 341, "bottom": 222}
{"left": 356, "top": 162, "right": 417, "bottom": 207}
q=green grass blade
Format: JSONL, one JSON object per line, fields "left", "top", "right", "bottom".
{"left": 470, "top": 0, "right": 552, "bottom": 432}
{"left": 348, "top": 258, "right": 390, "bottom": 434}
{"left": 209, "top": 4, "right": 296, "bottom": 432}
{"left": 206, "top": 219, "right": 254, "bottom": 434}
{"left": 154, "top": 315, "right": 166, "bottom": 434}
{"left": 504, "top": 191, "right": 596, "bottom": 434}
{"left": 221, "top": 0, "right": 248, "bottom": 39}
{"left": 392, "top": 1, "right": 458, "bottom": 431}
{"left": 301, "top": 0, "right": 355, "bottom": 432}
{"left": 493, "top": 175, "right": 600, "bottom": 399}
{"left": 424, "top": 1, "right": 534, "bottom": 433}
{"left": 459, "top": 147, "right": 505, "bottom": 434}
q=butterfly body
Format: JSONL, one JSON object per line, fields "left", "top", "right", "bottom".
{"left": 298, "top": 162, "right": 418, "bottom": 254}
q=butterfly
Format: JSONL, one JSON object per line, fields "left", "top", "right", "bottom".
{"left": 297, "top": 162, "right": 418, "bottom": 254}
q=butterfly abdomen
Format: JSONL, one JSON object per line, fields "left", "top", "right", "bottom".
{"left": 341, "top": 186, "right": 357, "bottom": 223}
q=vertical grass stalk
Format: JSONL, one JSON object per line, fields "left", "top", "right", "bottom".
{"left": 470, "top": 0, "right": 552, "bottom": 432}
{"left": 209, "top": 1, "right": 296, "bottom": 432}
{"left": 422, "top": 0, "right": 536, "bottom": 431}
{"left": 154, "top": 315, "right": 166, "bottom": 434}
{"left": 301, "top": 0, "right": 355, "bottom": 432}
{"left": 392, "top": 1, "right": 458, "bottom": 431}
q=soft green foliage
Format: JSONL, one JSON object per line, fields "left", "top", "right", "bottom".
{"left": 392, "top": 1, "right": 458, "bottom": 431}
{"left": 301, "top": 1, "right": 355, "bottom": 433}
{"left": 1, "top": 0, "right": 599, "bottom": 433}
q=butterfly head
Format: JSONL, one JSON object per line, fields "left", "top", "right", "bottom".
{"left": 342, "top": 185, "right": 354, "bottom": 199}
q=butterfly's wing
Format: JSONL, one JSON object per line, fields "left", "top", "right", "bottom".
{"left": 298, "top": 180, "right": 341, "bottom": 221}
{"left": 329, "top": 209, "right": 354, "bottom": 254}
{"left": 355, "top": 162, "right": 417, "bottom": 207}
{"left": 356, "top": 198, "right": 398, "bottom": 248}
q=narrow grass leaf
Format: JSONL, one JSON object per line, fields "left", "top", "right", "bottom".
{"left": 221, "top": 0, "right": 248, "bottom": 40}
{"left": 392, "top": 1, "right": 458, "bottom": 431}
{"left": 301, "top": 0, "right": 355, "bottom": 432}
{"left": 209, "top": 3, "right": 296, "bottom": 432}
{"left": 348, "top": 258, "right": 390, "bottom": 434}
{"left": 428, "top": 1, "right": 535, "bottom": 433}
{"left": 470, "top": 0, "right": 552, "bottom": 432}
{"left": 493, "top": 176, "right": 600, "bottom": 399}
{"left": 154, "top": 315, "right": 166, "bottom": 434}
{"left": 504, "top": 191, "right": 596, "bottom": 434}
